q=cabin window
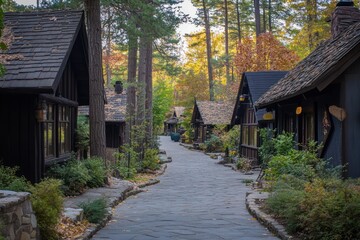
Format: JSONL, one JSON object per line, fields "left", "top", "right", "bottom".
{"left": 44, "top": 104, "right": 55, "bottom": 158}
{"left": 301, "top": 111, "right": 315, "bottom": 145}
{"left": 59, "top": 106, "right": 71, "bottom": 155}
{"left": 44, "top": 103, "right": 72, "bottom": 160}
{"left": 241, "top": 108, "right": 258, "bottom": 147}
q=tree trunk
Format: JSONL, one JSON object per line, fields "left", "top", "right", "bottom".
{"left": 84, "top": 0, "right": 106, "bottom": 160}
{"left": 254, "top": 0, "right": 261, "bottom": 37}
{"left": 106, "top": 7, "right": 112, "bottom": 88}
{"left": 125, "top": 31, "right": 137, "bottom": 145}
{"left": 236, "top": 0, "right": 242, "bottom": 42}
{"left": 137, "top": 36, "right": 147, "bottom": 126}
{"left": 224, "top": 0, "right": 230, "bottom": 87}
{"left": 202, "top": 0, "right": 214, "bottom": 101}
{"left": 268, "top": 0, "right": 272, "bottom": 32}
{"left": 145, "top": 40, "right": 153, "bottom": 144}
{"left": 262, "top": 0, "right": 266, "bottom": 33}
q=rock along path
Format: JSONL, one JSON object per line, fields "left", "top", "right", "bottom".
{"left": 92, "top": 136, "right": 278, "bottom": 240}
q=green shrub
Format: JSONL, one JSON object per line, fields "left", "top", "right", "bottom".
{"left": 112, "top": 145, "right": 139, "bottom": 179}
{"left": 265, "top": 140, "right": 323, "bottom": 182}
{"left": 221, "top": 126, "right": 240, "bottom": 156}
{"left": 142, "top": 148, "right": 160, "bottom": 171}
{"left": 48, "top": 160, "right": 91, "bottom": 196}
{"left": 236, "top": 158, "right": 252, "bottom": 172}
{"left": 30, "top": 178, "right": 63, "bottom": 240}
{"left": 83, "top": 157, "right": 107, "bottom": 188}
{"left": 79, "top": 198, "right": 107, "bottom": 224}
{"left": 0, "top": 165, "right": 31, "bottom": 192}
{"left": 76, "top": 116, "right": 90, "bottom": 154}
{"left": 268, "top": 177, "right": 360, "bottom": 239}
{"left": 258, "top": 128, "right": 276, "bottom": 164}
{"left": 204, "top": 134, "right": 223, "bottom": 152}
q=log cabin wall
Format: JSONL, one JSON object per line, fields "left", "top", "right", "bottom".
{"left": 0, "top": 94, "right": 41, "bottom": 182}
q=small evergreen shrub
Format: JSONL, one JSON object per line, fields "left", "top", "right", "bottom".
{"left": 204, "top": 134, "right": 223, "bottom": 152}
{"left": 142, "top": 148, "right": 160, "bottom": 171}
{"left": 83, "top": 157, "right": 107, "bottom": 188}
{"left": 112, "top": 145, "right": 139, "bottom": 179}
{"left": 0, "top": 165, "right": 31, "bottom": 192}
{"left": 30, "top": 178, "right": 63, "bottom": 240}
{"left": 48, "top": 160, "right": 91, "bottom": 196}
{"left": 79, "top": 198, "right": 107, "bottom": 224}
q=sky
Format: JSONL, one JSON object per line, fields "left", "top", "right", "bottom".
{"left": 14, "top": 0, "right": 199, "bottom": 37}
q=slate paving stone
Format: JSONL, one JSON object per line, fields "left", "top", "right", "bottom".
{"left": 92, "top": 136, "right": 279, "bottom": 240}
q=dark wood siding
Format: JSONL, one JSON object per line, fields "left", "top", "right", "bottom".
{"left": 343, "top": 73, "right": 360, "bottom": 177}
{"left": 106, "top": 122, "right": 125, "bottom": 148}
{"left": 0, "top": 94, "right": 41, "bottom": 182}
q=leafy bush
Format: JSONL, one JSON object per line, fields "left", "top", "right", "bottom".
{"left": 258, "top": 128, "right": 276, "bottom": 164}
{"left": 79, "top": 198, "right": 107, "bottom": 224}
{"left": 142, "top": 148, "right": 160, "bottom": 171}
{"left": 0, "top": 165, "right": 31, "bottom": 192}
{"left": 236, "top": 158, "right": 252, "bottom": 172}
{"left": 273, "top": 131, "right": 294, "bottom": 155}
{"left": 267, "top": 177, "right": 360, "bottom": 239}
{"left": 76, "top": 116, "right": 90, "bottom": 155}
{"left": 204, "top": 134, "right": 223, "bottom": 152}
{"left": 221, "top": 126, "right": 240, "bottom": 156}
{"left": 112, "top": 144, "right": 139, "bottom": 179}
{"left": 48, "top": 160, "right": 90, "bottom": 196}
{"left": 30, "top": 178, "right": 63, "bottom": 240}
{"left": 83, "top": 157, "right": 107, "bottom": 188}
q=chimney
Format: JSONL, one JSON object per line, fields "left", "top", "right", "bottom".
{"left": 114, "top": 81, "right": 123, "bottom": 94}
{"left": 331, "top": 0, "right": 360, "bottom": 37}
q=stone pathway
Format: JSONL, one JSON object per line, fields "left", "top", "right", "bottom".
{"left": 92, "top": 136, "right": 278, "bottom": 240}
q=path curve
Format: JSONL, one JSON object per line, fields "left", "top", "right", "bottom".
{"left": 92, "top": 136, "right": 278, "bottom": 240}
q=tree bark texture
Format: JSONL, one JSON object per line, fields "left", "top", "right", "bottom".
{"left": 84, "top": 0, "right": 106, "bottom": 160}
{"left": 145, "top": 40, "right": 153, "bottom": 144}
{"left": 224, "top": 0, "right": 230, "bottom": 87}
{"left": 125, "top": 32, "right": 137, "bottom": 144}
{"left": 236, "top": 0, "right": 242, "bottom": 42}
{"left": 268, "top": 0, "right": 272, "bottom": 32}
{"left": 254, "top": 0, "right": 261, "bottom": 37}
{"left": 137, "top": 36, "right": 147, "bottom": 126}
{"left": 105, "top": 7, "right": 112, "bottom": 87}
{"left": 202, "top": 0, "right": 214, "bottom": 101}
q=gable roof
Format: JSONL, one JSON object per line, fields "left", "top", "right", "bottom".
{"left": 174, "top": 106, "right": 185, "bottom": 118}
{"left": 0, "top": 10, "right": 86, "bottom": 94}
{"left": 193, "top": 100, "right": 234, "bottom": 125}
{"left": 78, "top": 88, "right": 126, "bottom": 122}
{"left": 232, "top": 71, "right": 288, "bottom": 124}
{"left": 256, "top": 21, "right": 360, "bottom": 108}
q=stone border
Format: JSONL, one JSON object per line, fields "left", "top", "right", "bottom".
{"left": 78, "top": 163, "right": 169, "bottom": 240}
{"left": 246, "top": 191, "right": 296, "bottom": 240}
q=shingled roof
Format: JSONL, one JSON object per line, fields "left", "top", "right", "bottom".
{"left": 232, "top": 71, "right": 287, "bottom": 124}
{"left": 194, "top": 101, "right": 234, "bottom": 125}
{"left": 174, "top": 106, "right": 185, "bottom": 118}
{"left": 78, "top": 88, "right": 126, "bottom": 122}
{"left": 256, "top": 21, "right": 360, "bottom": 108}
{"left": 105, "top": 88, "right": 126, "bottom": 122}
{"left": 0, "top": 10, "right": 86, "bottom": 93}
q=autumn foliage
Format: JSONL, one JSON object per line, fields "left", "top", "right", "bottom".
{"left": 234, "top": 33, "right": 300, "bottom": 76}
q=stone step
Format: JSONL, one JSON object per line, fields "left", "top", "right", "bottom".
{"left": 63, "top": 207, "right": 84, "bottom": 222}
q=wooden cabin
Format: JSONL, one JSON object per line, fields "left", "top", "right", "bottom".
{"left": 256, "top": 1, "right": 360, "bottom": 178}
{"left": 0, "top": 11, "right": 89, "bottom": 182}
{"left": 104, "top": 86, "right": 126, "bottom": 149}
{"left": 164, "top": 106, "right": 185, "bottom": 135}
{"left": 191, "top": 100, "right": 233, "bottom": 143}
{"left": 231, "top": 71, "right": 287, "bottom": 163}
{"left": 78, "top": 85, "right": 126, "bottom": 149}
